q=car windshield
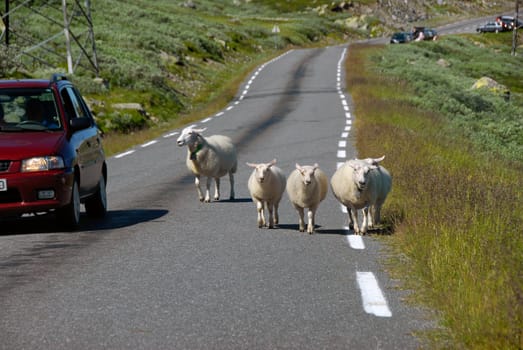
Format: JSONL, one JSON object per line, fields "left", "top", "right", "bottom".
{"left": 0, "top": 88, "right": 62, "bottom": 132}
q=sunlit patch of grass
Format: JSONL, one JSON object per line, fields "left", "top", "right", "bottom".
{"left": 347, "top": 43, "right": 523, "bottom": 349}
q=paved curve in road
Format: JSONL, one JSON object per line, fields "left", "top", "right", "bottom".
{"left": 0, "top": 44, "right": 437, "bottom": 349}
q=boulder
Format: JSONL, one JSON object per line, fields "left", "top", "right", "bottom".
{"left": 471, "top": 76, "right": 509, "bottom": 95}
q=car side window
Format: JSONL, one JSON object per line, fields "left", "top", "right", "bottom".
{"left": 60, "top": 87, "right": 91, "bottom": 121}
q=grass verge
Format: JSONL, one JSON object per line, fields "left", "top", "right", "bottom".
{"left": 346, "top": 43, "right": 523, "bottom": 349}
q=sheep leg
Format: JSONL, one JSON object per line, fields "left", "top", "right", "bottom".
{"left": 256, "top": 200, "right": 265, "bottom": 228}
{"left": 307, "top": 207, "right": 315, "bottom": 234}
{"left": 195, "top": 175, "right": 204, "bottom": 202}
{"left": 204, "top": 177, "right": 212, "bottom": 202}
{"left": 373, "top": 203, "right": 383, "bottom": 227}
{"left": 367, "top": 206, "right": 375, "bottom": 229}
{"left": 346, "top": 206, "right": 354, "bottom": 229}
{"left": 267, "top": 202, "right": 275, "bottom": 229}
{"left": 214, "top": 177, "right": 220, "bottom": 201}
{"left": 274, "top": 202, "right": 279, "bottom": 225}
{"left": 296, "top": 206, "right": 305, "bottom": 232}
{"left": 349, "top": 208, "right": 361, "bottom": 235}
{"left": 361, "top": 207, "right": 369, "bottom": 235}
{"left": 228, "top": 171, "right": 235, "bottom": 200}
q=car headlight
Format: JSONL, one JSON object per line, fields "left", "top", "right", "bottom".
{"left": 21, "top": 156, "right": 65, "bottom": 172}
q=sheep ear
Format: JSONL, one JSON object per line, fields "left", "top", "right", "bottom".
{"left": 313, "top": 163, "right": 319, "bottom": 170}
{"left": 295, "top": 163, "right": 302, "bottom": 171}
{"left": 369, "top": 155, "right": 385, "bottom": 165}
{"left": 268, "top": 159, "right": 277, "bottom": 167}
{"left": 246, "top": 162, "right": 257, "bottom": 168}
{"left": 182, "top": 124, "right": 198, "bottom": 134}
{"left": 193, "top": 127, "right": 206, "bottom": 134}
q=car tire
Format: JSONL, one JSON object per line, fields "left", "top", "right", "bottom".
{"left": 85, "top": 174, "right": 107, "bottom": 218}
{"left": 57, "top": 177, "right": 81, "bottom": 230}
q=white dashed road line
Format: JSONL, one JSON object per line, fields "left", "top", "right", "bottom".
{"left": 356, "top": 272, "right": 392, "bottom": 317}
{"left": 141, "top": 140, "right": 158, "bottom": 148}
{"left": 335, "top": 47, "right": 392, "bottom": 317}
{"left": 114, "top": 150, "right": 135, "bottom": 159}
{"left": 347, "top": 233, "right": 365, "bottom": 250}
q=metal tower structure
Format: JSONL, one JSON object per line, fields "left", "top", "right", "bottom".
{"left": 1, "top": 0, "right": 99, "bottom": 76}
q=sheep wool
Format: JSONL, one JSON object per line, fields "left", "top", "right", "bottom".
{"left": 330, "top": 157, "right": 392, "bottom": 235}
{"left": 177, "top": 126, "right": 237, "bottom": 202}
{"left": 246, "top": 159, "right": 287, "bottom": 229}
{"left": 286, "top": 163, "right": 328, "bottom": 234}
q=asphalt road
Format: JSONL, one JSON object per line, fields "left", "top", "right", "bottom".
{"left": 0, "top": 44, "right": 439, "bottom": 349}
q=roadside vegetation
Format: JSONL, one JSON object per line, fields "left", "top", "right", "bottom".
{"left": 3, "top": 0, "right": 355, "bottom": 143}
{"left": 2, "top": 0, "right": 514, "bottom": 155}
{"left": 346, "top": 32, "right": 522, "bottom": 348}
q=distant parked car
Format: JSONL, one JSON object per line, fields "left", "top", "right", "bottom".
{"left": 412, "top": 27, "right": 438, "bottom": 41}
{"left": 390, "top": 31, "right": 413, "bottom": 44}
{"left": 0, "top": 74, "right": 107, "bottom": 229}
{"left": 476, "top": 21, "right": 503, "bottom": 33}
{"left": 495, "top": 16, "right": 523, "bottom": 31}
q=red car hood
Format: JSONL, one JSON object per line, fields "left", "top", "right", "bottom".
{"left": 0, "top": 132, "right": 65, "bottom": 160}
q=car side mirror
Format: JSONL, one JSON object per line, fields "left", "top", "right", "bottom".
{"left": 69, "top": 118, "right": 92, "bottom": 132}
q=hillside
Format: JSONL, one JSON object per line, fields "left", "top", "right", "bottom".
{"left": 0, "top": 0, "right": 516, "bottom": 134}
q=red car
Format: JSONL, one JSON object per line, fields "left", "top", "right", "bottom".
{"left": 0, "top": 74, "right": 107, "bottom": 230}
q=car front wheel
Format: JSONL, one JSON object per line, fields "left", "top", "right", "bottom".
{"left": 85, "top": 174, "right": 107, "bottom": 218}
{"left": 57, "top": 177, "right": 81, "bottom": 230}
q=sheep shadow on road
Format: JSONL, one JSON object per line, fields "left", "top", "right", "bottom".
{"left": 214, "top": 197, "right": 252, "bottom": 203}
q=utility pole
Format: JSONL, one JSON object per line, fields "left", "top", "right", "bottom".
{"left": 512, "top": 0, "right": 520, "bottom": 56}
{"left": 62, "top": 0, "right": 73, "bottom": 74}
{"left": 2, "top": 0, "right": 99, "bottom": 75}
{"left": 4, "top": 0, "right": 8, "bottom": 46}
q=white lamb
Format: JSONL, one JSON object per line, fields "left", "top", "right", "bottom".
{"left": 246, "top": 159, "right": 287, "bottom": 229}
{"left": 177, "top": 126, "right": 237, "bottom": 202}
{"left": 286, "top": 163, "right": 328, "bottom": 234}
{"left": 330, "top": 156, "right": 392, "bottom": 235}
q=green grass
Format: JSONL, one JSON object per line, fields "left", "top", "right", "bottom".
{"left": 374, "top": 34, "right": 523, "bottom": 162}
{"left": 3, "top": 0, "right": 514, "bottom": 139}
{"left": 346, "top": 40, "right": 523, "bottom": 349}
{"left": 3, "top": 0, "right": 348, "bottom": 136}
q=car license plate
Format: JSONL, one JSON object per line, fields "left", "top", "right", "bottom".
{"left": 0, "top": 179, "right": 6, "bottom": 192}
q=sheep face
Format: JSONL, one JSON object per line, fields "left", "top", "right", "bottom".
{"left": 177, "top": 126, "right": 206, "bottom": 147}
{"left": 296, "top": 163, "right": 319, "bottom": 186}
{"left": 349, "top": 161, "right": 376, "bottom": 191}
{"left": 177, "top": 127, "right": 207, "bottom": 159}
{"left": 247, "top": 159, "right": 277, "bottom": 184}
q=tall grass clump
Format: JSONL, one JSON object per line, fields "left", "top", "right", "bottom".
{"left": 346, "top": 43, "right": 523, "bottom": 349}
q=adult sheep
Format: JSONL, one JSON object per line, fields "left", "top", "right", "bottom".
{"left": 246, "top": 159, "right": 287, "bottom": 229}
{"left": 286, "top": 163, "right": 328, "bottom": 234}
{"left": 330, "top": 156, "right": 392, "bottom": 235}
{"left": 177, "top": 126, "right": 237, "bottom": 202}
